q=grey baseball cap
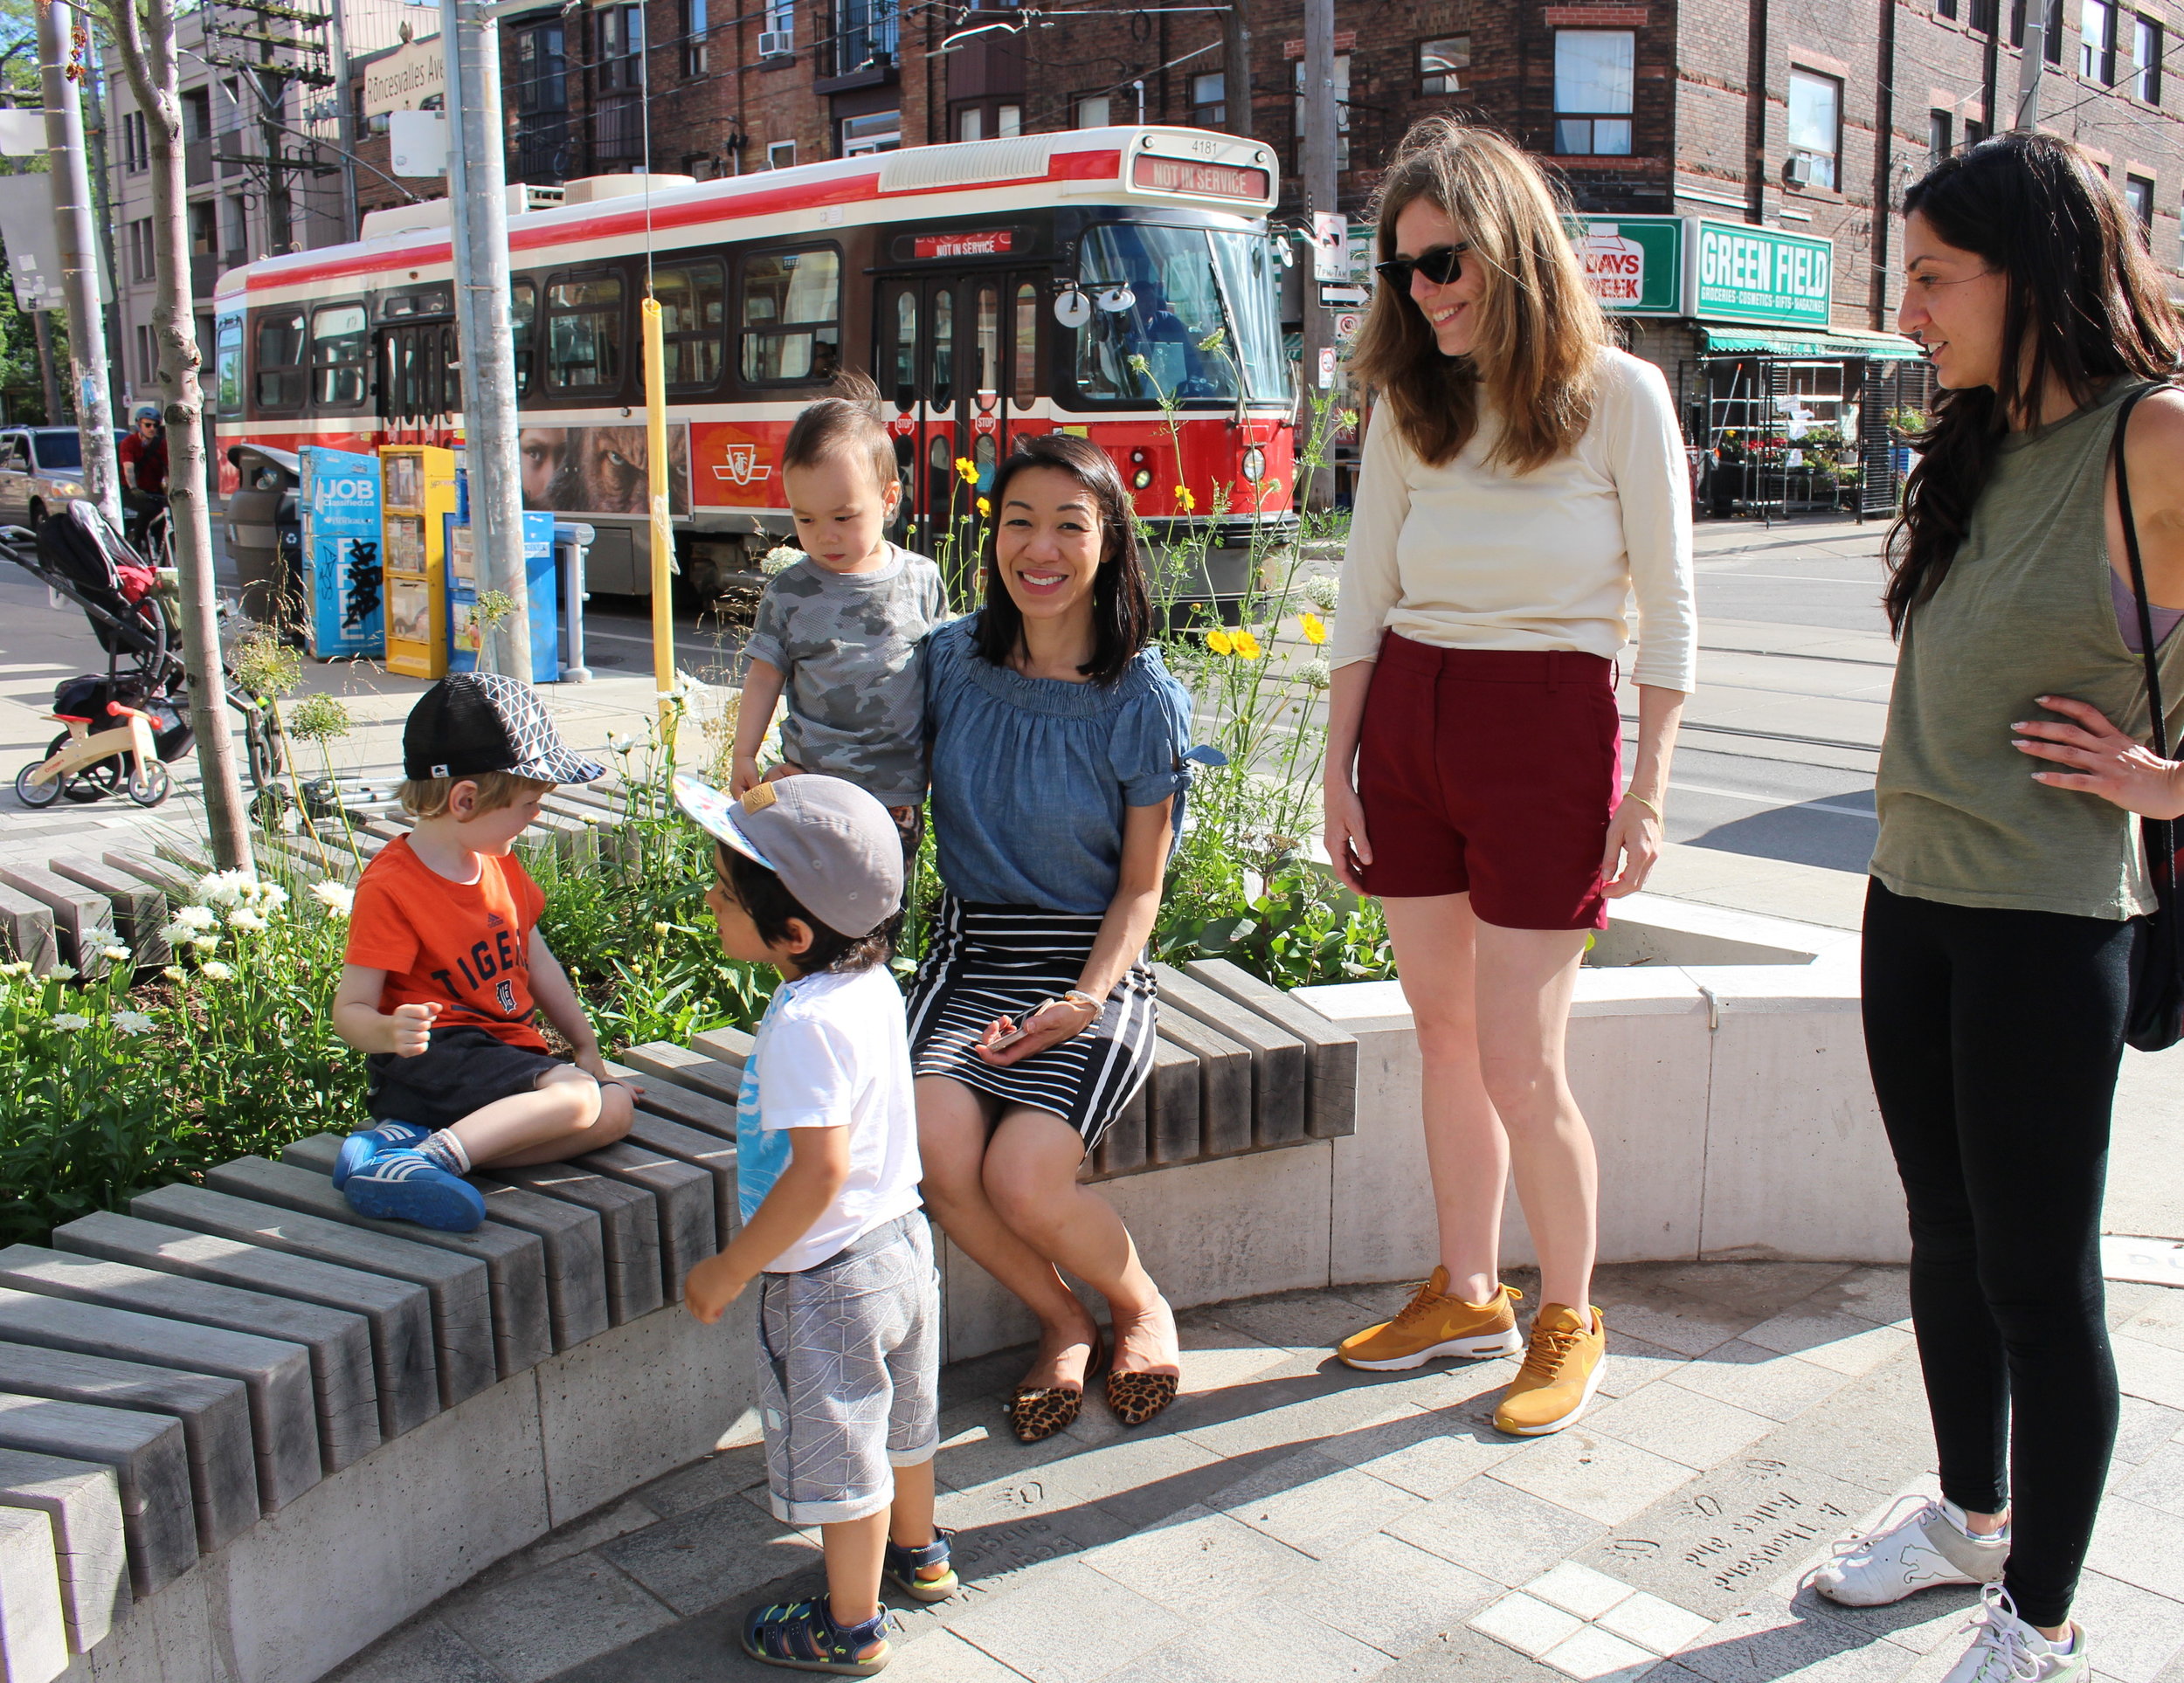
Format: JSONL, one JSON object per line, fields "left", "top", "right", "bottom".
{"left": 674, "top": 772, "right": 903, "bottom": 938}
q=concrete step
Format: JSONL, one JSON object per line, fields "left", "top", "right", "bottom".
{"left": 51, "top": 1211, "right": 441, "bottom": 1442}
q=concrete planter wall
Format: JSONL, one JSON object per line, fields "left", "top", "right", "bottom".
{"left": 11, "top": 894, "right": 1903, "bottom": 1683}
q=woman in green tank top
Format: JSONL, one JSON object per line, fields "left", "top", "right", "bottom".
{"left": 1810, "top": 135, "right": 2184, "bottom": 1676}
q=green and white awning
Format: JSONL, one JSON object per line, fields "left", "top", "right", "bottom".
{"left": 1699, "top": 326, "right": 1927, "bottom": 361}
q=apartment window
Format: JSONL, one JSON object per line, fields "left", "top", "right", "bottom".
{"left": 1191, "top": 71, "right": 1225, "bottom": 127}
{"left": 1420, "top": 35, "right": 1469, "bottom": 93}
{"left": 545, "top": 271, "right": 625, "bottom": 391}
{"left": 1787, "top": 68, "right": 1842, "bottom": 188}
{"left": 596, "top": 4, "right": 643, "bottom": 92}
{"left": 840, "top": 110, "right": 899, "bottom": 155}
{"left": 683, "top": 0, "right": 708, "bottom": 74}
{"left": 739, "top": 245, "right": 840, "bottom": 383}
{"left": 221, "top": 196, "right": 249, "bottom": 260}
{"left": 1966, "top": 117, "right": 1989, "bottom": 145}
{"left": 655, "top": 259, "right": 725, "bottom": 388}
{"left": 135, "top": 323, "right": 156, "bottom": 385}
{"left": 2135, "top": 14, "right": 2161, "bottom": 100}
{"left": 122, "top": 110, "right": 149, "bottom": 172}
{"left": 767, "top": 139, "right": 796, "bottom": 168}
{"left": 188, "top": 201, "right": 216, "bottom": 256}
{"left": 957, "top": 107, "right": 982, "bottom": 141}
{"left": 2048, "top": 0, "right": 2066, "bottom": 60}
{"left": 2125, "top": 173, "right": 2154, "bottom": 238}
{"left": 1075, "top": 93, "right": 1110, "bottom": 127}
{"left": 1552, "top": 31, "right": 1633, "bottom": 155}
{"left": 253, "top": 310, "right": 306, "bottom": 409}
{"left": 1293, "top": 54, "right": 1352, "bottom": 168}
{"left": 515, "top": 23, "right": 567, "bottom": 112}
{"left": 311, "top": 302, "right": 369, "bottom": 407}
{"left": 127, "top": 218, "right": 155, "bottom": 284}
{"left": 765, "top": 0, "right": 793, "bottom": 45}
{"left": 2081, "top": 0, "right": 2118, "bottom": 80}
{"left": 997, "top": 103, "right": 1021, "bottom": 136}
{"left": 1937, "top": 0, "right": 1959, "bottom": 19}
{"left": 1929, "top": 108, "right": 1953, "bottom": 158}
{"left": 830, "top": 0, "right": 897, "bottom": 77}
{"left": 181, "top": 87, "right": 211, "bottom": 141}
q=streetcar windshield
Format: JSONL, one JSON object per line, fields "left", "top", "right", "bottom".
{"left": 1074, "top": 224, "right": 1287, "bottom": 404}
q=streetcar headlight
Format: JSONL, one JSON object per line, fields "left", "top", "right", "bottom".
{"left": 1132, "top": 468, "right": 1153, "bottom": 490}
{"left": 1241, "top": 447, "right": 1266, "bottom": 483}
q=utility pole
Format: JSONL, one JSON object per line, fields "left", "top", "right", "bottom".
{"left": 32, "top": 308, "right": 61, "bottom": 421}
{"left": 326, "top": 0, "right": 358, "bottom": 240}
{"left": 2015, "top": 3, "right": 2046, "bottom": 128}
{"left": 441, "top": 0, "right": 529, "bottom": 677}
{"left": 1219, "top": 0, "right": 1252, "bottom": 141}
{"left": 38, "top": 0, "right": 122, "bottom": 528}
{"left": 1298, "top": 0, "right": 1336, "bottom": 511}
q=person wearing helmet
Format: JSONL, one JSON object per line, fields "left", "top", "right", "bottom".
{"left": 119, "top": 404, "right": 168, "bottom": 549}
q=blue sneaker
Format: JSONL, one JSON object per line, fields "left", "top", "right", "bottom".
{"left": 342, "top": 1148, "right": 486, "bottom": 1231}
{"left": 332, "top": 1121, "right": 431, "bottom": 1190}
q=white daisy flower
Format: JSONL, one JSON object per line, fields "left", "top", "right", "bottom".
{"left": 190, "top": 935, "right": 218, "bottom": 952}
{"left": 196, "top": 870, "right": 256, "bottom": 910}
{"left": 161, "top": 965, "right": 183, "bottom": 981}
{"left": 47, "top": 1012, "right": 90, "bottom": 1031}
{"left": 250, "top": 882, "right": 288, "bottom": 911}
{"left": 227, "top": 909, "right": 269, "bottom": 935}
{"left": 112, "top": 1010, "right": 156, "bottom": 1036}
{"left": 100, "top": 945, "right": 132, "bottom": 963}
{"left": 310, "top": 880, "right": 355, "bottom": 918}
{"left": 200, "top": 961, "right": 233, "bottom": 980}
{"left": 174, "top": 905, "right": 218, "bottom": 932}
{"left": 47, "top": 964, "right": 75, "bottom": 982}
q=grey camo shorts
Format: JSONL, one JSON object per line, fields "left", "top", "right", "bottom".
{"left": 756, "top": 1211, "right": 941, "bottom": 1525}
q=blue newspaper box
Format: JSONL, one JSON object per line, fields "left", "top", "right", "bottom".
{"left": 446, "top": 509, "right": 559, "bottom": 681}
{"left": 299, "top": 447, "right": 384, "bottom": 659}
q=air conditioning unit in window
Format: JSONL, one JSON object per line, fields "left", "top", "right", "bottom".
{"left": 757, "top": 28, "right": 792, "bottom": 56}
{"left": 1782, "top": 154, "right": 1815, "bottom": 187}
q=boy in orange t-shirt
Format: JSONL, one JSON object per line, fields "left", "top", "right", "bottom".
{"left": 330, "top": 673, "right": 637, "bottom": 1231}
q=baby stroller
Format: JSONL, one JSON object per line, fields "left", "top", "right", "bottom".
{"left": 4, "top": 500, "right": 281, "bottom": 808}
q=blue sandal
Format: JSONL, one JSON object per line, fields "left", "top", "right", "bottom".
{"left": 739, "top": 1597, "right": 891, "bottom": 1675}
{"left": 342, "top": 1148, "right": 486, "bottom": 1231}
{"left": 882, "top": 1530, "right": 957, "bottom": 1604}
{"left": 332, "top": 1121, "right": 430, "bottom": 1190}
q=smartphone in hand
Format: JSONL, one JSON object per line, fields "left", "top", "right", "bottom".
{"left": 983, "top": 1001, "right": 1055, "bottom": 1053}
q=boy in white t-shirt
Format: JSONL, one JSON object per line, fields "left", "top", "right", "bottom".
{"left": 674, "top": 772, "right": 951, "bottom": 1677}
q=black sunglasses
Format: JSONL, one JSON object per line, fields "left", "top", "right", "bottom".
{"left": 1374, "top": 243, "right": 1469, "bottom": 291}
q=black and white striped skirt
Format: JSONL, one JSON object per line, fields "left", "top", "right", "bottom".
{"left": 907, "top": 898, "right": 1158, "bottom": 1150}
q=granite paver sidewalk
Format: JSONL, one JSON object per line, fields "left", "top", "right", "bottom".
{"left": 326, "top": 1261, "right": 2184, "bottom": 1683}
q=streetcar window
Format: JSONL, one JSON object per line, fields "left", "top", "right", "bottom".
{"left": 931, "top": 286, "right": 953, "bottom": 410}
{"left": 739, "top": 245, "right": 840, "bottom": 384}
{"left": 254, "top": 310, "right": 306, "bottom": 410}
{"left": 1013, "top": 282, "right": 1037, "bottom": 408}
{"left": 511, "top": 279, "right": 536, "bottom": 397}
{"left": 975, "top": 284, "right": 999, "bottom": 397}
{"left": 657, "top": 260, "right": 726, "bottom": 390}
{"left": 215, "top": 314, "right": 243, "bottom": 419}
{"left": 1071, "top": 224, "right": 1285, "bottom": 405}
{"left": 546, "top": 271, "right": 625, "bottom": 391}
{"left": 890, "top": 289, "right": 918, "bottom": 402}
{"left": 311, "top": 302, "right": 370, "bottom": 408}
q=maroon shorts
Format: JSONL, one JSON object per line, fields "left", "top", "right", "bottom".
{"left": 1356, "top": 633, "right": 1621, "bottom": 931}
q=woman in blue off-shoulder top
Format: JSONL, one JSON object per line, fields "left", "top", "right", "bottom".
{"left": 909, "top": 433, "right": 1194, "bottom": 1444}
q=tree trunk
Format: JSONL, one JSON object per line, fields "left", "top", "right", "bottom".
{"left": 97, "top": 0, "right": 252, "bottom": 871}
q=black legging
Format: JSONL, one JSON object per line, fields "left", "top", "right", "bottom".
{"left": 1862, "top": 878, "right": 2132, "bottom": 1629}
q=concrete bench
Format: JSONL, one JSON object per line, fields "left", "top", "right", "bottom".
{"left": 0, "top": 1500, "right": 68, "bottom": 1683}
{"left": 0, "top": 885, "right": 56, "bottom": 976}
{"left": 0, "top": 1397, "right": 194, "bottom": 1601}
{"left": 0, "top": 1446, "right": 127, "bottom": 1659}
{"left": 45, "top": 859, "right": 167, "bottom": 969}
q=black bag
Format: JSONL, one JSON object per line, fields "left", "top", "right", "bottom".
{"left": 2113, "top": 384, "right": 2184, "bottom": 1052}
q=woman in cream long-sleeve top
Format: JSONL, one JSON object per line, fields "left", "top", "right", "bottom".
{"left": 1322, "top": 117, "right": 1697, "bottom": 1437}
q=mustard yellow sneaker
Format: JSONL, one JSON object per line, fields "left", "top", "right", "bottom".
{"left": 1336, "top": 1270, "right": 1524, "bottom": 1370}
{"left": 1493, "top": 1304, "right": 1607, "bottom": 1436}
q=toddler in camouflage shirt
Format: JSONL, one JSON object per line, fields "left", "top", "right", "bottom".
{"left": 734, "top": 376, "right": 950, "bottom": 856}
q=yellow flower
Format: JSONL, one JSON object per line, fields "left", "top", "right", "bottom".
{"left": 1232, "top": 631, "right": 1263, "bottom": 660}
{"left": 1300, "top": 611, "right": 1328, "bottom": 645}
{"left": 1206, "top": 630, "right": 1234, "bottom": 656}
{"left": 1174, "top": 486, "right": 1198, "bottom": 513}
{"left": 956, "top": 457, "right": 978, "bottom": 485}
{"left": 977, "top": 496, "right": 991, "bottom": 518}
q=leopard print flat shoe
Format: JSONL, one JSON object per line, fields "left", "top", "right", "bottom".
{"left": 1103, "top": 1368, "right": 1179, "bottom": 1428}
{"left": 1006, "top": 1335, "right": 1102, "bottom": 1445}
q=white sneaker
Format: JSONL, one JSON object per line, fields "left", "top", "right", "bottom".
{"left": 1807, "top": 1496, "right": 2009, "bottom": 1606}
{"left": 1939, "top": 1586, "right": 2088, "bottom": 1683}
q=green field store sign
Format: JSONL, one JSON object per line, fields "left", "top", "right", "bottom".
{"left": 1577, "top": 217, "right": 1684, "bottom": 315}
{"left": 1687, "top": 218, "right": 1834, "bottom": 328}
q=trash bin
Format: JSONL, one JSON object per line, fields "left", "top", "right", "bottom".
{"left": 225, "top": 444, "right": 302, "bottom": 630}
{"left": 554, "top": 521, "right": 596, "bottom": 683}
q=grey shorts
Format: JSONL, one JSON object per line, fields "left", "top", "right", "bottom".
{"left": 756, "top": 1211, "right": 941, "bottom": 1526}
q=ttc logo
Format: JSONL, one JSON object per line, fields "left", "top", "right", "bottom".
{"left": 712, "top": 445, "right": 774, "bottom": 487}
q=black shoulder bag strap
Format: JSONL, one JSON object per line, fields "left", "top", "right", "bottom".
{"left": 2112, "top": 382, "right": 2184, "bottom": 1053}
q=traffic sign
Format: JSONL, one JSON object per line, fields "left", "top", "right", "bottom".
{"left": 1317, "top": 282, "right": 1367, "bottom": 309}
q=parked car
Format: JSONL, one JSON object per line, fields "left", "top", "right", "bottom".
{"left": 0, "top": 427, "right": 130, "bottom": 528}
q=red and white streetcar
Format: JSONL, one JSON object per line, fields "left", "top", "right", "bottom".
{"left": 213, "top": 126, "right": 1296, "bottom": 604}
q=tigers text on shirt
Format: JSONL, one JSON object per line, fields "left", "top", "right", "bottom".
{"left": 345, "top": 835, "right": 550, "bottom": 1051}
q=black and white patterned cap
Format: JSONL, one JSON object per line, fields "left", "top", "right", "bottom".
{"left": 402, "top": 672, "right": 605, "bottom": 784}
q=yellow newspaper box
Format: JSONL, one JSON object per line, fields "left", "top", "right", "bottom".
{"left": 379, "top": 445, "right": 459, "bottom": 679}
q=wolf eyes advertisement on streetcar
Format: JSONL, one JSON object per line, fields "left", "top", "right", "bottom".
{"left": 515, "top": 424, "right": 694, "bottom": 519}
